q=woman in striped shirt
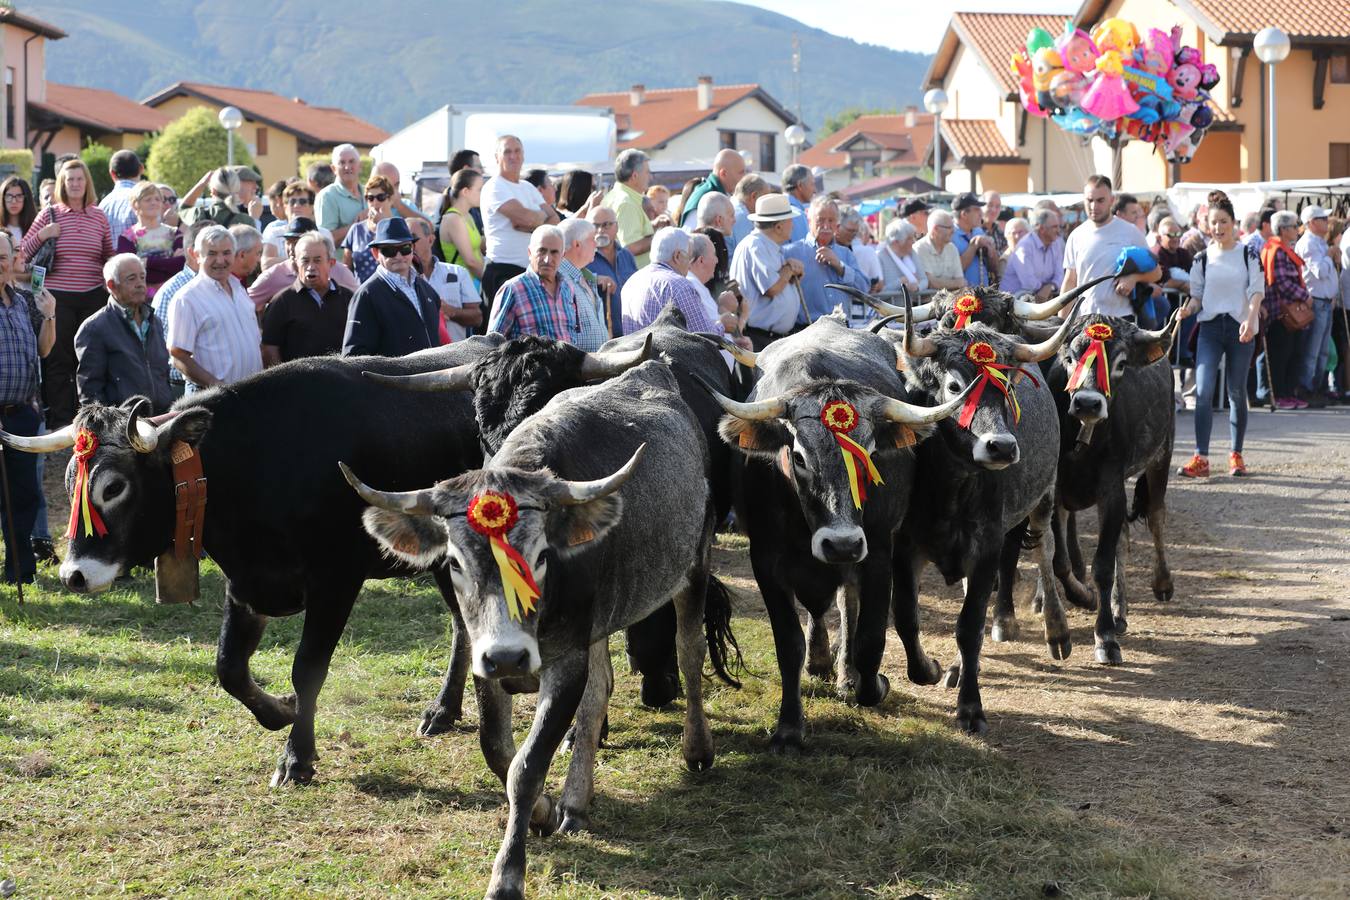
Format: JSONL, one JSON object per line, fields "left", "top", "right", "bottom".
{"left": 20, "top": 159, "right": 113, "bottom": 426}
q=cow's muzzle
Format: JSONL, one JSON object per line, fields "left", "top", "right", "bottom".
{"left": 1068, "top": 390, "right": 1108, "bottom": 424}
{"left": 973, "top": 433, "right": 1020, "bottom": 469}
{"left": 811, "top": 525, "right": 868, "bottom": 564}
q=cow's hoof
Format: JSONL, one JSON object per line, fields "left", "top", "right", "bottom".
{"left": 908, "top": 656, "right": 942, "bottom": 686}
{"left": 253, "top": 693, "right": 298, "bottom": 732}
{"left": 955, "top": 704, "right": 988, "bottom": 735}
{"left": 683, "top": 726, "right": 715, "bottom": 772}
{"left": 529, "top": 794, "right": 561, "bottom": 837}
{"left": 486, "top": 884, "right": 524, "bottom": 900}
{"left": 991, "top": 617, "right": 1018, "bottom": 643}
{"left": 807, "top": 655, "right": 833, "bottom": 680}
{"left": 943, "top": 664, "right": 962, "bottom": 690}
{"left": 1094, "top": 641, "right": 1123, "bottom": 665}
{"left": 418, "top": 703, "right": 462, "bottom": 737}
{"left": 856, "top": 673, "right": 889, "bottom": 707}
{"left": 269, "top": 754, "right": 315, "bottom": 788}
{"left": 557, "top": 808, "right": 590, "bottom": 835}
{"left": 768, "top": 729, "right": 804, "bottom": 755}
{"left": 1113, "top": 615, "right": 1128, "bottom": 634}
{"left": 1047, "top": 635, "right": 1072, "bottom": 660}
{"left": 1153, "top": 584, "right": 1174, "bottom": 603}
{"left": 640, "top": 672, "right": 680, "bottom": 709}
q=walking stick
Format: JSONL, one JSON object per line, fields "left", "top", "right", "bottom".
{"left": 1260, "top": 333, "right": 1277, "bottom": 412}
{"left": 1340, "top": 305, "right": 1350, "bottom": 396}
{"left": 0, "top": 414, "right": 23, "bottom": 605}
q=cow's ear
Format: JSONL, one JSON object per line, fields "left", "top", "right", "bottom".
{"left": 361, "top": 508, "right": 449, "bottom": 568}
{"left": 718, "top": 415, "right": 790, "bottom": 459}
{"left": 163, "top": 407, "right": 212, "bottom": 449}
{"left": 547, "top": 493, "right": 623, "bottom": 559}
{"left": 871, "top": 421, "right": 933, "bottom": 455}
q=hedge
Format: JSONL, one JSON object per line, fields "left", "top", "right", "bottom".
{"left": 0, "top": 149, "right": 34, "bottom": 182}
{"left": 297, "top": 151, "right": 372, "bottom": 184}
{"left": 146, "top": 106, "right": 255, "bottom": 195}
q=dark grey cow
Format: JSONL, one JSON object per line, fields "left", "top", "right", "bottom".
{"left": 704, "top": 312, "right": 968, "bottom": 752}
{"left": 343, "top": 362, "right": 732, "bottom": 900}
{"left": 1044, "top": 313, "right": 1177, "bottom": 665}
{"left": 894, "top": 305, "right": 1080, "bottom": 733}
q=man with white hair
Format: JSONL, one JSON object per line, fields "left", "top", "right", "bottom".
{"left": 620, "top": 227, "right": 722, "bottom": 334}
{"left": 732, "top": 174, "right": 770, "bottom": 247}
{"left": 228, "top": 223, "right": 264, "bottom": 286}
{"left": 686, "top": 232, "right": 747, "bottom": 344}
{"left": 696, "top": 191, "right": 737, "bottom": 252}
{"left": 487, "top": 224, "right": 581, "bottom": 342}
{"left": 680, "top": 148, "right": 747, "bottom": 229}
{"left": 602, "top": 148, "right": 656, "bottom": 266}
{"left": 74, "top": 254, "right": 173, "bottom": 411}
{"left": 877, "top": 219, "right": 927, "bottom": 294}
{"left": 315, "top": 143, "right": 365, "bottom": 245}
{"left": 1001, "top": 205, "right": 1063, "bottom": 299}
{"left": 178, "top": 167, "right": 254, "bottom": 229}
{"left": 481, "top": 135, "right": 560, "bottom": 303}
{"left": 556, "top": 217, "right": 611, "bottom": 349}
{"left": 837, "top": 205, "right": 882, "bottom": 292}
{"left": 783, "top": 196, "right": 870, "bottom": 321}
{"left": 260, "top": 233, "right": 354, "bottom": 366}
{"left": 781, "top": 163, "right": 815, "bottom": 241}
{"left": 913, "top": 209, "right": 967, "bottom": 291}
{"left": 167, "top": 225, "right": 263, "bottom": 390}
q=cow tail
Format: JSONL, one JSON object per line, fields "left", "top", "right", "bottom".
{"left": 1127, "top": 474, "right": 1151, "bottom": 524}
{"left": 704, "top": 575, "right": 745, "bottom": 688}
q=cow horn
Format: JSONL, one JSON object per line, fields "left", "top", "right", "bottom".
{"left": 902, "top": 290, "right": 938, "bottom": 359}
{"left": 868, "top": 314, "right": 904, "bottom": 334}
{"left": 338, "top": 461, "right": 438, "bottom": 514}
{"left": 558, "top": 443, "right": 646, "bottom": 505}
{"left": 0, "top": 422, "right": 76, "bottom": 453}
{"left": 579, "top": 333, "right": 653, "bottom": 380}
{"left": 695, "top": 373, "right": 788, "bottom": 422}
{"left": 877, "top": 379, "right": 975, "bottom": 425}
{"left": 693, "top": 332, "right": 758, "bottom": 368}
{"left": 1012, "top": 272, "right": 1117, "bottom": 320}
{"left": 363, "top": 364, "right": 474, "bottom": 392}
{"left": 124, "top": 399, "right": 161, "bottom": 454}
{"left": 827, "top": 283, "right": 935, "bottom": 322}
{"left": 1012, "top": 296, "right": 1085, "bottom": 362}
{"left": 1132, "top": 308, "right": 1181, "bottom": 348}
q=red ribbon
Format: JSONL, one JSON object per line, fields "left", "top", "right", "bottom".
{"left": 820, "top": 400, "right": 884, "bottom": 509}
{"left": 957, "top": 341, "right": 1038, "bottom": 430}
{"left": 951, "top": 293, "right": 982, "bottom": 330}
{"left": 1067, "top": 322, "right": 1114, "bottom": 397}
{"left": 66, "top": 429, "right": 108, "bottom": 540}
{"left": 467, "top": 491, "right": 542, "bottom": 621}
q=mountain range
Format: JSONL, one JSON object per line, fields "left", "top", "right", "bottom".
{"left": 38, "top": 0, "right": 933, "bottom": 139}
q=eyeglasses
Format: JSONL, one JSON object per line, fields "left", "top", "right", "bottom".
{"left": 365, "top": 193, "right": 388, "bottom": 203}
{"left": 4, "top": 193, "right": 24, "bottom": 202}
{"left": 287, "top": 198, "right": 312, "bottom": 206}
{"left": 1161, "top": 232, "right": 1182, "bottom": 239}
{"left": 380, "top": 244, "right": 413, "bottom": 256}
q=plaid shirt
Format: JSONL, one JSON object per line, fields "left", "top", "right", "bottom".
{"left": 154, "top": 263, "right": 197, "bottom": 384}
{"left": 620, "top": 262, "right": 719, "bottom": 334}
{"left": 487, "top": 268, "right": 579, "bottom": 343}
{"left": 558, "top": 259, "right": 611, "bottom": 351}
{"left": 0, "top": 286, "right": 43, "bottom": 405}
{"left": 1261, "top": 240, "right": 1309, "bottom": 319}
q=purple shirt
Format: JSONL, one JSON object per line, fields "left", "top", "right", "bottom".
{"left": 619, "top": 262, "right": 720, "bottom": 334}
{"left": 1001, "top": 231, "right": 1064, "bottom": 295}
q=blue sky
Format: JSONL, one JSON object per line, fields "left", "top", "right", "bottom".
{"left": 718, "top": 1, "right": 1081, "bottom": 54}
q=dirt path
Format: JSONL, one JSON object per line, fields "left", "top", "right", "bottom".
{"left": 716, "top": 406, "right": 1350, "bottom": 899}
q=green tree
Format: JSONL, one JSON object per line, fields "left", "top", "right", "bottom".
{"left": 821, "top": 106, "right": 898, "bottom": 137}
{"left": 146, "top": 106, "right": 254, "bottom": 195}
{"left": 80, "top": 141, "right": 114, "bottom": 198}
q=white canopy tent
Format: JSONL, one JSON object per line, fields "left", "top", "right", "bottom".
{"left": 1167, "top": 177, "right": 1350, "bottom": 220}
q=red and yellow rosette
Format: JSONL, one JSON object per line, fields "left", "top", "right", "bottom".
{"left": 958, "top": 341, "right": 1036, "bottom": 430}
{"left": 66, "top": 429, "right": 108, "bottom": 540}
{"left": 951, "top": 292, "right": 983, "bottom": 330}
{"left": 466, "top": 490, "right": 541, "bottom": 622}
{"left": 1067, "top": 322, "right": 1113, "bottom": 397}
{"left": 820, "top": 400, "right": 884, "bottom": 509}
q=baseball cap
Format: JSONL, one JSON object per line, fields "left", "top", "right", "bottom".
{"left": 900, "top": 198, "right": 931, "bottom": 217}
{"left": 1300, "top": 205, "right": 1328, "bottom": 225}
{"left": 953, "top": 192, "right": 986, "bottom": 212}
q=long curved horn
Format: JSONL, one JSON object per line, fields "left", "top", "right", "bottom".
{"left": 363, "top": 364, "right": 474, "bottom": 392}
{"left": 0, "top": 422, "right": 76, "bottom": 453}
{"left": 125, "top": 398, "right": 161, "bottom": 454}
{"left": 869, "top": 314, "right": 904, "bottom": 334}
{"left": 579, "top": 332, "right": 653, "bottom": 380}
{"left": 1132, "top": 308, "right": 1181, "bottom": 348}
{"left": 557, "top": 443, "right": 646, "bottom": 505}
{"left": 902, "top": 290, "right": 938, "bottom": 359}
{"left": 827, "top": 283, "right": 935, "bottom": 322}
{"left": 1013, "top": 272, "right": 1116, "bottom": 320}
{"left": 877, "top": 379, "right": 976, "bottom": 425}
{"left": 1012, "top": 296, "right": 1085, "bottom": 362}
{"left": 693, "top": 332, "right": 758, "bottom": 368}
{"left": 697, "top": 374, "right": 788, "bottom": 422}
{"left": 338, "top": 461, "right": 439, "bottom": 514}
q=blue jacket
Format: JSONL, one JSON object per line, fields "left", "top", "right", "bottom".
{"left": 341, "top": 271, "right": 441, "bottom": 357}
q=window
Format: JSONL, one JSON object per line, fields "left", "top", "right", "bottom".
{"left": 5, "top": 69, "right": 14, "bottom": 141}
{"left": 1332, "top": 52, "right": 1350, "bottom": 84}
{"left": 759, "top": 133, "right": 776, "bottom": 172}
{"left": 1332, "top": 144, "right": 1350, "bottom": 179}
{"left": 718, "top": 130, "right": 736, "bottom": 150}
{"left": 255, "top": 126, "right": 268, "bottom": 156}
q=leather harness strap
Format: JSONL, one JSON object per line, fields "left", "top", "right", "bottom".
{"left": 170, "top": 440, "right": 207, "bottom": 560}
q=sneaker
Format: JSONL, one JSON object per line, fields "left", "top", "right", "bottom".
{"left": 1229, "top": 452, "right": 1248, "bottom": 476}
{"left": 1178, "top": 454, "right": 1210, "bottom": 478}
{"left": 1276, "top": 397, "right": 1298, "bottom": 410}
{"left": 1292, "top": 397, "right": 1309, "bottom": 409}
{"left": 1303, "top": 390, "right": 1328, "bottom": 409}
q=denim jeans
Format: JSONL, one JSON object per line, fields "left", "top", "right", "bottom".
{"left": 0, "top": 402, "right": 42, "bottom": 582}
{"left": 1194, "top": 316, "right": 1256, "bottom": 456}
{"left": 1300, "top": 297, "right": 1335, "bottom": 392}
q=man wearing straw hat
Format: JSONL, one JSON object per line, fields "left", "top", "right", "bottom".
{"left": 728, "top": 193, "right": 805, "bottom": 349}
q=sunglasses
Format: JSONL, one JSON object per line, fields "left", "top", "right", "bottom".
{"left": 365, "top": 193, "right": 389, "bottom": 203}
{"left": 287, "top": 197, "right": 312, "bottom": 206}
{"left": 380, "top": 244, "right": 413, "bottom": 256}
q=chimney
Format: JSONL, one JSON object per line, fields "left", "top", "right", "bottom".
{"left": 630, "top": 84, "right": 645, "bottom": 106}
{"left": 904, "top": 105, "right": 917, "bottom": 128}
{"left": 697, "top": 75, "right": 714, "bottom": 111}
{"left": 293, "top": 98, "right": 307, "bottom": 106}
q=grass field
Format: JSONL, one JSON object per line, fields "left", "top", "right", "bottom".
{"left": 0, "top": 543, "right": 1202, "bottom": 899}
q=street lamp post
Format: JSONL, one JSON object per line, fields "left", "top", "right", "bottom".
{"left": 923, "top": 88, "right": 949, "bottom": 191}
{"left": 1253, "top": 27, "right": 1290, "bottom": 181}
{"left": 785, "top": 123, "right": 806, "bottom": 165}
{"left": 218, "top": 106, "right": 244, "bottom": 168}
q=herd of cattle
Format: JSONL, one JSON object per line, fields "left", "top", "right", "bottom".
{"left": 1, "top": 273, "right": 1181, "bottom": 900}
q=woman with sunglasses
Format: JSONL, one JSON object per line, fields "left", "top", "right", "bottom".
{"left": 341, "top": 173, "right": 394, "bottom": 283}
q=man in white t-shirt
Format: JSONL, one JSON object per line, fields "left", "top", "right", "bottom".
{"left": 410, "top": 218, "right": 481, "bottom": 341}
{"left": 479, "top": 134, "right": 560, "bottom": 305}
{"left": 1062, "top": 175, "right": 1160, "bottom": 318}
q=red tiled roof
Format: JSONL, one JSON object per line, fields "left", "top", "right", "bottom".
{"left": 925, "top": 12, "right": 1067, "bottom": 96}
{"left": 839, "top": 174, "right": 942, "bottom": 202}
{"left": 36, "top": 83, "right": 171, "bottom": 134}
{"left": 851, "top": 132, "right": 915, "bottom": 152}
{"left": 0, "top": 7, "right": 66, "bottom": 40}
{"left": 941, "top": 119, "right": 1021, "bottom": 163}
{"left": 141, "top": 83, "right": 388, "bottom": 147}
{"left": 798, "top": 114, "right": 935, "bottom": 169}
{"left": 575, "top": 83, "right": 794, "bottom": 151}
{"left": 1077, "top": 0, "right": 1350, "bottom": 42}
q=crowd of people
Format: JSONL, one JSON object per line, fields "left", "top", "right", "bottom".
{"left": 1, "top": 135, "right": 1349, "bottom": 584}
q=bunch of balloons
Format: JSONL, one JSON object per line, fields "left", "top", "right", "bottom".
{"left": 1010, "top": 19, "right": 1220, "bottom": 163}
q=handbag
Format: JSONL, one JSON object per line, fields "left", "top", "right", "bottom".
{"left": 27, "top": 207, "right": 57, "bottom": 274}
{"left": 1278, "top": 298, "right": 1314, "bottom": 332}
